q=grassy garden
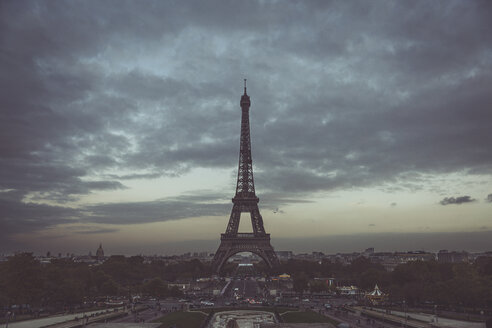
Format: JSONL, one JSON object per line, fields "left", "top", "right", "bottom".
{"left": 282, "top": 310, "right": 340, "bottom": 325}
{"left": 152, "top": 311, "right": 207, "bottom": 328}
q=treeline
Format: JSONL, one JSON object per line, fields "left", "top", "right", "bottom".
{"left": 2, "top": 253, "right": 492, "bottom": 312}
{"left": 0, "top": 253, "right": 211, "bottom": 311}
{"left": 269, "top": 257, "right": 492, "bottom": 308}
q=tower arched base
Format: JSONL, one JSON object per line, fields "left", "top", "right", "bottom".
{"left": 212, "top": 233, "right": 279, "bottom": 273}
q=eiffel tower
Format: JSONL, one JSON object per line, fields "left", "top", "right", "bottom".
{"left": 212, "top": 80, "right": 280, "bottom": 273}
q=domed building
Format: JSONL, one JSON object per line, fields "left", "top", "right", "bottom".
{"left": 96, "top": 243, "right": 104, "bottom": 260}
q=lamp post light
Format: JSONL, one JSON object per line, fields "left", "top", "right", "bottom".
{"left": 403, "top": 300, "right": 407, "bottom": 327}
{"left": 5, "top": 311, "right": 11, "bottom": 328}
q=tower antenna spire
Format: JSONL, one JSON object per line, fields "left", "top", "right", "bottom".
{"left": 244, "top": 78, "right": 247, "bottom": 94}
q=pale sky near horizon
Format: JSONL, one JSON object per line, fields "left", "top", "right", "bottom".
{"left": 1, "top": 1, "right": 492, "bottom": 256}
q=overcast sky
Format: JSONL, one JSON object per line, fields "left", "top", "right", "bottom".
{"left": 1, "top": 0, "right": 491, "bottom": 256}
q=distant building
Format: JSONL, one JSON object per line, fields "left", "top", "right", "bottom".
{"left": 276, "top": 251, "right": 293, "bottom": 260}
{"left": 332, "top": 252, "right": 361, "bottom": 265}
{"left": 438, "top": 250, "right": 468, "bottom": 263}
{"left": 337, "top": 285, "right": 358, "bottom": 296}
{"left": 168, "top": 282, "right": 190, "bottom": 290}
{"left": 469, "top": 251, "right": 492, "bottom": 261}
{"left": 369, "top": 251, "right": 435, "bottom": 271}
{"left": 363, "top": 247, "right": 375, "bottom": 257}
{"left": 96, "top": 243, "right": 105, "bottom": 260}
{"left": 74, "top": 255, "right": 97, "bottom": 264}
{"left": 192, "top": 251, "right": 210, "bottom": 258}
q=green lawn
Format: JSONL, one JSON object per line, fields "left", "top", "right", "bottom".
{"left": 282, "top": 310, "right": 339, "bottom": 325}
{"left": 152, "top": 311, "right": 207, "bottom": 328}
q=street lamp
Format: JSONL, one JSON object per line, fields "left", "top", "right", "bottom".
{"left": 403, "top": 300, "right": 407, "bottom": 327}
{"left": 5, "top": 311, "right": 11, "bottom": 328}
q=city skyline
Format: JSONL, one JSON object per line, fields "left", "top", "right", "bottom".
{"left": 1, "top": 1, "right": 492, "bottom": 255}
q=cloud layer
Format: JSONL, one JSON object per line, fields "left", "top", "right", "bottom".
{"left": 440, "top": 196, "right": 476, "bottom": 206}
{"left": 1, "top": 1, "right": 492, "bottom": 249}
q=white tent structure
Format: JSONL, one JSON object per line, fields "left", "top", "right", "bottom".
{"left": 366, "top": 284, "right": 386, "bottom": 305}
{"left": 369, "top": 284, "right": 383, "bottom": 296}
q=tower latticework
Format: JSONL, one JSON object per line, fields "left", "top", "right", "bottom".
{"left": 212, "top": 81, "right": 279, "bottom": 272}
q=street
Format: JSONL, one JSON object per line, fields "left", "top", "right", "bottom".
{"left": 6, "top": 308, "right": 125, "bottom": 328}
{"left": 223, "top": 277, "right": 261, "bottom": 303}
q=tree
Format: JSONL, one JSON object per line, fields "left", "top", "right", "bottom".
{"left": 309, "top": 280, "right": 329, "bottom": 293}
{"left": 293, "top": 272, "right": 309, "bottom": 295}
{"left": 475, "top": 256, "right": 492, "bottom": 276}
{"left": 358, "top": 268, "right": 387, "bottom": 290}
{"left": 100, "top": 279, "right": 119, "bottom": 296}
{"left": 144, "top": 278, "right": 168, "bottom": 296}
{"left": 4, "top": 253, "right": 43, "bottom": 307}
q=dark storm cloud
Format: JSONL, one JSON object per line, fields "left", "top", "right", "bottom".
{"left": 105, "top": 173, "right": 162, "bottom": 180}
{"left": 79, "top": 190, "right": 311, "bottom": 225}
{"left": 486, "top": 194, "right": 492, "bottom": 203}
{"left": 1, "top": 1, "right": 492, "bottom": 236}
{"left": 0, "top": 190, "right": 229, "bottom": 237}
{"left": 0, "top": 197, "right": 78, "bottom": 237}
{"left": 440, "top": 196, "right": 476, "bottom": 206}
{"left": 82, "top": 191, "right": 231, "bottom": 225}
{"left": 73, "top": 228, "right": 120, "bottom": 235}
